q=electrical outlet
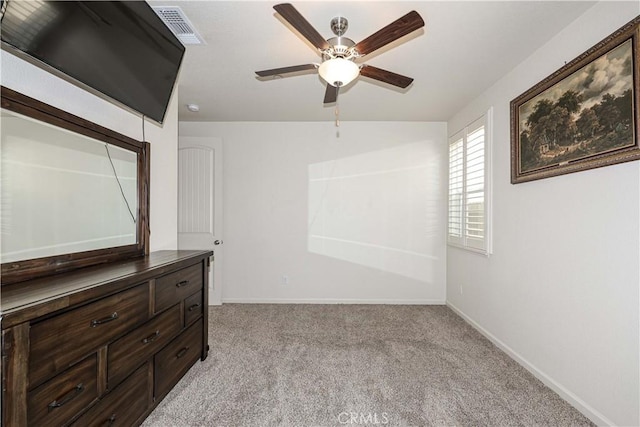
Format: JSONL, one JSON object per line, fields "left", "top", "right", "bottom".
{"left": 281, "top": 275, "right": 289, "bottom": 285}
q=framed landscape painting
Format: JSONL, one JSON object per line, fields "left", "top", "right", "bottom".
{"left": 511, "top": 16, "right": 640, "bottom": 184}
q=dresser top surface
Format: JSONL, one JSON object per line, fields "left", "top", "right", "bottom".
{"left": 1, "top": 250, "right": 212, "bottom": 322}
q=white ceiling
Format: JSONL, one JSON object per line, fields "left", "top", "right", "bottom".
{"left": 149, "top": 1, "right": 597, "bottom": 122}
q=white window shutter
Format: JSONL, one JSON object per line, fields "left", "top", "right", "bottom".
{"left": 448, "top": 135, "right": 464, "bottom": 245}
{"left": 448, "top": 110, "right": 491, "bottom": 254}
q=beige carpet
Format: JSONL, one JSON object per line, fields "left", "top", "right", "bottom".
{"left": 142, "top": 304, "right": 594, "bottom": 426}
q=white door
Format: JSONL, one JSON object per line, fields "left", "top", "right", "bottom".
{"left": 178, "top": 136, "right": 223, "bottom": 305}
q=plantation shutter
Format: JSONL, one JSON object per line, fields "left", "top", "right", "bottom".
{"left": 465, "top": 119, "right": 485, "bottom": 250}
{"left": 448, "top": 135, "right": 464, "bottom": 245}
{"left": 448, "top": 114, "right": 489, "bottom": 253}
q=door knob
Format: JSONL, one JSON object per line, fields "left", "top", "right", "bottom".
{"left": 214, "top": 240, "right": 223, "bottom": 245}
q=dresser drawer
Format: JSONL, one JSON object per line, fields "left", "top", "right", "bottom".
{"left": 154, "top": 320, "right": 203, "bottom": 399}
{"left": 184, "top": 291, "right": 203, "bottom": 326}
{"left": 155, "top": 264, "right": 203, "bottom": 313}
{"left": 71, "top": 363, "right": 149, "bottom": 427}
{"left": 29, "top": 285, "right": 149, "bottom": 388}
{"left": 108, "top": 304, "right": 181, "bottom": 387}
{"left": 28, "top": 355, "right": 98, "bottom": 427}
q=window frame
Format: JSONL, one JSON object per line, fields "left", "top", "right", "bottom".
{"left": 448, "top": 108, "right": 493, "bottom": 255}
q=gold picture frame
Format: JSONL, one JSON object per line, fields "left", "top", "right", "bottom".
{"left": 510, "top": 16, "right": 640, "bottom": 184}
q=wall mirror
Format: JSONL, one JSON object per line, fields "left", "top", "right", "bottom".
{"left": 1, "top": 87, "right": 149, "bottom": 285}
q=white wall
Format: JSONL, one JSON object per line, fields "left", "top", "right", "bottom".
{"left": 180, "top": 121, "right": 447, "bottom": 303}
{"left": 1, "top": 51, "right": 178, "bottom": 251}
{"left": 447, "top": 3, "right": 639, "bottom": 426}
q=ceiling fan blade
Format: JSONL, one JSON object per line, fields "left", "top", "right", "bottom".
{"left": 274, "top": 3, "right": 331, "bottom": 51}
{"left": 354, "top": 11, "right": 424, "bottom": 56}
{"left": 323, "top": 84, "right": 339, "bottom": 104}
{"left": 255, "top": 64, "right": 318, "bottom": 77}
{"left": 360, "top": 65, "right": 414, "bottom": 88}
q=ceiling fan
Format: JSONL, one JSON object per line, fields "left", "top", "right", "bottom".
{"left": 255, "top": 3, "right": 425, "bottom": 104}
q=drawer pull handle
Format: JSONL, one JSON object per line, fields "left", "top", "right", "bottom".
{"left": 176, "top": 280, "right": 190, "bottom": 288}
{"left": 188, "top": 303, "right": 201, "bottom": 312}
{"left": 47, "top": 383, "right": 84, "bottom": 411}
{"left": 176, "top": 347, "right": 189, "bottom": 358}
{"left": 90, "top": 312, "right": 118, "bottom": 327}
{"left": 142, "top": 330, "right": 160, "bottom": 344}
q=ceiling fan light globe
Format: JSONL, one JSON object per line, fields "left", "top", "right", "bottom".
{"left": 319, "top": 58, "right": 360, "bottom": 87}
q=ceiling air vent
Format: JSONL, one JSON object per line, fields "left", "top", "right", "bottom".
{"left": 152, "top": 6, "right": 204, "bottom": 45}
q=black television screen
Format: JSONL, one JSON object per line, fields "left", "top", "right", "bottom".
{"left": 1, "top": 0, "right": 185, "bottom": 123}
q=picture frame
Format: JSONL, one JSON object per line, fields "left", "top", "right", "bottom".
{"left": 510, "top": 16, "right": 640, "bottom": 184}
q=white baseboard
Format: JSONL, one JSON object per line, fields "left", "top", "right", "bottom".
{"left": 446, "top": 301, "right": 614, "bottom": 427}
{"left": 221, "top": 298, "right": 446, "bottom": 305}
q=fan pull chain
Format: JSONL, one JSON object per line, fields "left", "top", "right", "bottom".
{"left": 334, "top": 83, "right": 342, "bottom": 127}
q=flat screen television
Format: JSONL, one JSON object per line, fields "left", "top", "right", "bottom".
{"left": 0, "top": 0, "right": 185, "bottom": 123}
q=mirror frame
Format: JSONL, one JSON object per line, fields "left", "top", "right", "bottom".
{"left": 1, "top": 86, "right": 150, "bottom": 285}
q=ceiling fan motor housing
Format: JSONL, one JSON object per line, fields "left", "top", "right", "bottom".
{"left": 326, "top": 16, "right": 358, "bottom": 59}
{"left": 324, "top": 36, "right": 356, "bottom": 60}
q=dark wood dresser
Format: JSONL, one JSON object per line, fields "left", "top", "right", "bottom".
{"left": 1, "top": 250, "right": 212, "bottom": 426}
